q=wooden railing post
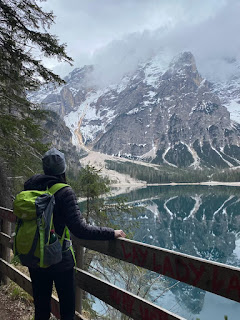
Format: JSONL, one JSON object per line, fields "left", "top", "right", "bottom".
{"left": 0, "top": 218, "right": 11, "bottom": 284}
{"left": 1, "top": 206, "right": 240, "bottom": 320}
{"left": 74, "top": 241, "right": 84, "bottom": 314}
{"left": 0, "top": 218, "right": 3, "bottom": 284}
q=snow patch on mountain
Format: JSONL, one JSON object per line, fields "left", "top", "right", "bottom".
{"left": 142, "top": 53, "right": 171, "bottom": 88}
{"left": 146, "top": 201, "right": 160, "bottom": 220}
{"left": 109, "top": 75, "right": 131, "bottom": 93}
{"left": 187, "top": 145, "right": 201, "bottom": 169}
{"left": 64, "top": 88, "right": 119, "bottom": 144}
{"left": 28, "top": 84, "right": 63, "bottom": 104}
{"left": 211, "top": 60, "right": 240, "bottom": 124}
{"left": 225, "top": 100, "right": 240, "bottom": 123}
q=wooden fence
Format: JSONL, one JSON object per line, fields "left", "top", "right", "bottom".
{"left": 1, "top": 205, "right": 240, "bottom": 320}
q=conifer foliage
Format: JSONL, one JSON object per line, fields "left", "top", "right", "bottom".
{"left": 0, "top": 0, "right": 73, "bottom": 191}
{"left": 0, "top": 0, "right": 72, "bottom": 107}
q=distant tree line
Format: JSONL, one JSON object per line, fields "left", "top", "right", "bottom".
{"left": 105, "top": 160, "right": 240, "bottom": 183}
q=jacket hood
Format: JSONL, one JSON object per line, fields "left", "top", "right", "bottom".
{"left": 24, "top": 174, "right": 64, "bottom": 191}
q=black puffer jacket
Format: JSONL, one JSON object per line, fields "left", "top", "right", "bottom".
{"left": 24, "top": 174, "right": 115, "bottom": 271}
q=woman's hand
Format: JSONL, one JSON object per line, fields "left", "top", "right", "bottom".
{"left": 114, "top": 230, "right": 126, "bottom": 238}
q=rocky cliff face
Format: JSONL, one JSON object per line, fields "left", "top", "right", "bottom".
{"left": 41, "top": 111, "right": 86, "bottom": 173}
{"left": 30, "top": 52, "right": 240, "bottom": 168}
{"left": 212, "top": 58, "right": 240, "bottom": 123}
{"left": 28, "top": 65, "right": 95, "bottom": 117}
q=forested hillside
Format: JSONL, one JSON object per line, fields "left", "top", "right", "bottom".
{"left": 0, "top": 0, "right": 77, "bottom": 198}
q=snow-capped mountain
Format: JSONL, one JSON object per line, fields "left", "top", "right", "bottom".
{"left": 212, "top": 59, "right": 240, "bottom": 123}
{"left": 29, "top": 52, "right": 240, "bottom": 168}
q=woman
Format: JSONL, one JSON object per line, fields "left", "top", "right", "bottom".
{"left": 25, "top": 148, "right": 126, "bottom": 320}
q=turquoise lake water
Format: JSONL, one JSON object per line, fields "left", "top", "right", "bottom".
{"left": 124, "top": 185, "right": 240, "bottom": 320}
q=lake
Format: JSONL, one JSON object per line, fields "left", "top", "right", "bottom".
{"left": 121, "top": 184, "right": 240, "bottom": 320}
{"left": 83, "top": 184, "right": 240, "bottom": 319}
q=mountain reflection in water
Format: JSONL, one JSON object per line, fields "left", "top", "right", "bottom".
{"left": 124, "top": 185, "right": 240, "bottom": 320}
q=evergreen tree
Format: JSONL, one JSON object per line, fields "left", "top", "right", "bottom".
{"left": 0, "top": 0, "right": 73, "bottom": 190}
{"left": 73, "top": 165, "right": 110, "bottom": 223}
{"left": 70, "top": 165, "right": 135, "bottom": 232}
{"left": 70, "top": 165, "right": 155, "bottom": 320}
{"left": 0, "top": 0, "right": 72, "bottom": 108}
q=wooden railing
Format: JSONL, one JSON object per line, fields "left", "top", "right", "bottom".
{"left": 1, "top": 206, "right": 240, "bottom": 320}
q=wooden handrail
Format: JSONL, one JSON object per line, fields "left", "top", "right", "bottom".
{"left": 73, "top": 237, "right": 240, "bottom": 303}
{"left": 0, "top": 258, "right": 86, "bottom": 320}
{"left": 0, "top": 206, "right": 16, "bottom": 223}
{"left": 0, "top": 231, "right": 184, "bottom": 320}
{"left": 75, "top": 268, "right": 185, "bottom": 320}
{"left": 1, "top": 206, "right": 240, "bottom": 319}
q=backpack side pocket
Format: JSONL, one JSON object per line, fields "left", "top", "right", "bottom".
{"left": 44, "top": 239, "right": 62, "bottom": 266}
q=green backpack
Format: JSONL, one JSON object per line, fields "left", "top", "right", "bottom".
{"left": 13, "top": 183, "right": 74, "bottom": 268}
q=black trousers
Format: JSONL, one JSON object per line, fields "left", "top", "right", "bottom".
{"left": 29, "top": 267, "right": 75, "bottom": 320}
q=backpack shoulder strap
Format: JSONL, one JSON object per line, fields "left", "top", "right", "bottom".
{"left": 48, "top": 183, "right": 69, "bottom": 195}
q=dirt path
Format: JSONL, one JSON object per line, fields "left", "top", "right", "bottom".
{"left": 0, "top": 284, "right": 34, "bottom": 320}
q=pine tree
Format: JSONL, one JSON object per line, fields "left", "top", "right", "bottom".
{"left": 0, "top": 0, "right": 72, "bottom": 108}
{"left": 0, "top": 0, "right": 73, "bottom": 190}
{"left": 70, "top": 165, "right": 143, "bottom": 319}
{"left": 72, "top": 165, "right": 110, "bottom": 223}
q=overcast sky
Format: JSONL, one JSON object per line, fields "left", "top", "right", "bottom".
{"left": 40, "top": 0, "right": 240, "bottom": 84}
